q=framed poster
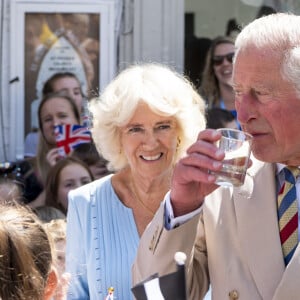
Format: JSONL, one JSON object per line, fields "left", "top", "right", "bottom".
{"left": 10, "top": 0, "right": 116, "bottom": 159}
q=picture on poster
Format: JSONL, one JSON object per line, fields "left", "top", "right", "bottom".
{"left": 24, "top": 12, "right": 100, "bottom": 135}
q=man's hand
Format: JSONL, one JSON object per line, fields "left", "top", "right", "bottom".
{"left": 170, "top": 129, "right": 225, "bottom": 217}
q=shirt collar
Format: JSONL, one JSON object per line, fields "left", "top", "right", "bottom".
{"left": 276, "top": 163, "right": 300, "bottom": 176}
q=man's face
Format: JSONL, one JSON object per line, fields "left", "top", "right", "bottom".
{"left": 233, "top": 46, "right": 300, "bottom": 165}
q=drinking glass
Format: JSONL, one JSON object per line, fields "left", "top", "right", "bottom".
{"left": 212, "top": 128, "right": 252, "bottom": 187}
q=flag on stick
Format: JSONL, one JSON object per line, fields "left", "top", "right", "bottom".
{"left": 131, "top": 252, "right": 187, "bottom": 300}
{"left": 55, "top": 124, "right": 91, "bottom": 156}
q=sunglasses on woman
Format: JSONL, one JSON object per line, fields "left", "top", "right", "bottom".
{"left": 212, "top": 52, "right": 235, "bottom": 66}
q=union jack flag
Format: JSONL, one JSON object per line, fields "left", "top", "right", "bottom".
{"left": 55, "top": 124, "right": 92, "bottom": 156}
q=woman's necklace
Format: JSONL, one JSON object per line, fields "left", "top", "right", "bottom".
{"left": 130, "top": 179, "right": 156, "bottom": 217}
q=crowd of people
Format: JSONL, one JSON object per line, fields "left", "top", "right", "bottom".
{"left": 0, "top": 11, "right": 299, "bottom": 300}
{"left": 0, "top": 69, "right": 110, "bottom": 298}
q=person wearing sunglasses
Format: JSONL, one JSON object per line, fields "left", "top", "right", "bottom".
{"left": 200, "top": 36, "right": 240, "bottom": 129}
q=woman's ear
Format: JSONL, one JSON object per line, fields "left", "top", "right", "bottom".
{"left": 44, "top": 267, "right": 58, "bottom": 300}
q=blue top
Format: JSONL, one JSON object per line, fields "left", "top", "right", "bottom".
{"left": 66, "top": 175, "right": 139, "bottom": 300}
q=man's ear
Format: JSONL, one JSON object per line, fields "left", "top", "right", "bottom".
{"left": 44, "top": 267, "right": 58, "bottom": 300}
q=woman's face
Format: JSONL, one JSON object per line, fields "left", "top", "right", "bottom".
{"left": 120, "top": 102, "right": 178, "bottom": 179}
{"left": 52, "top": 77, "right": 83, "bottom": 113}
{"left": 213, "top": 42, "right": 235, "bottom": 87}
{"left": 40, "top": 97, "right": 78, "bottom": 145}
{"left": 57, "top": 163, "right": 92, "bottom": 211}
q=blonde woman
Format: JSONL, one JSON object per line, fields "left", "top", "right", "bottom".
{"left": 66, "top": 63, "right": 206, "bottom": 299}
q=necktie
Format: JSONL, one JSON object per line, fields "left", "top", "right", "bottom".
{"left": 277, "top": 166, "right": 300, "bottom": 265}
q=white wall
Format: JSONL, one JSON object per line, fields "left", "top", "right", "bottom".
{"left": 184, "top": 0, "right": 300, "bottom": 39}
{"left": 119, "top": 0, "right": 184, "bottom": 72}
{"left": 0, "top": 0, "right": 12, "bottom": 161}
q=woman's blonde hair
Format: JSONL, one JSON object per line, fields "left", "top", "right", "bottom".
{"left": 90, "top": 63, "right": 206, "bottom": 171}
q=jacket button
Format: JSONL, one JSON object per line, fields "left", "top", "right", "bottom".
{"left": 228, "top": 290, "right": 239, "bottom": 300}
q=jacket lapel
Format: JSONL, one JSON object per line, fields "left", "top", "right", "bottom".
{"left": 273, "top": 243, "right": 300, "bottom": 299}
{"left": 233, "top": 160, "right": 285, "bottom": 299}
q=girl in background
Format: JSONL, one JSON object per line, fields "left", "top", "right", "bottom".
{"left": 200, "top": 36, "right": 240, "bottom": 129}
{"left": 27, "top": 92, "right": 80, "bottom": 208}
{"left": 42, "top": 72, "right": 90, "bottom": 127}
{"left": 44, "top": 156, "right": 94, "bottom": 215}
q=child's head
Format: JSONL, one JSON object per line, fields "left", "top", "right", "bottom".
{"left": 42, "top": 72, "right": 84, "bottom": 114}
{"left": 0, "top": 204, "right": 57, "bottom": 299}
{"left": 45, "top": 157, "right": 94, "bottom": 214}
{"left": 71, "top": 142, "right": 112, "bottom": 179}
{"left": 34, "top": 206, "right": 66, "bottom": 223}
{"left": 0, "top": 177, "right": 23, "bottom": 205}
{"left": 44, "top": 219, "right": 67, "bottom": 277}
{"left": 206, "top": 108, "right": 237, "bottom": 129}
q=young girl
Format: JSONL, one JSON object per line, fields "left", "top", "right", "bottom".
{"left": 44, "top": 156, "right": 94, "bottom": 215}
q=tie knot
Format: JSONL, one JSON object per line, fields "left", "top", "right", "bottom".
{"left": 284, "top": 166, "right": 300, "bottom": 184}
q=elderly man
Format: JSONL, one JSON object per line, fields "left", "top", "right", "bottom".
{"left": 133, "top": 13, "right": 300, "bottom": 300}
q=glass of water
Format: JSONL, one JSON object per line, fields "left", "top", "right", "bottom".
{"left": 212, "top": 128, "right": 252, "bottom": 187}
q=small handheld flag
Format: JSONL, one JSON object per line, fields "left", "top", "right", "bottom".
{"left": 131, "top": 252, "right": 188, "bottom": 300}
{"left": 55, "top": 124, "right": 91, "bottom": 157}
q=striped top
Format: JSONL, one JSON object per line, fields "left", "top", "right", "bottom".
{"left": 66, "top": 175, "right": 139, "bottom": 300}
